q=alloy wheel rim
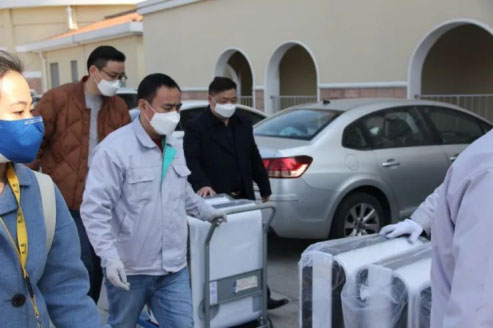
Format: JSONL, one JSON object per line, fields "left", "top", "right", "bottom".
{"left": 344, "top": 202, "right": 380, "bottom": 236}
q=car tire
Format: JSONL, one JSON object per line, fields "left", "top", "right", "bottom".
{"left": 330, "top": 192, "right": 385, "bottom": 239}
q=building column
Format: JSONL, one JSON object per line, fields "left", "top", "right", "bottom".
{"left": 38, "top": 52, "right": 48, "bottom": 94}
{"left": 255, "top": 89, "right": 265, "bottom": 111}
{"left": 3, "top": 9, "right": 15, "bottom": 52}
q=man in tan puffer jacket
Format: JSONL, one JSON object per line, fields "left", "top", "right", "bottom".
{"left": 31, "top": 45, "right": 131, "bottom": 302}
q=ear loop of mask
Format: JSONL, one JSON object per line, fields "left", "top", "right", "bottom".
{"left": 144, "top": 100, "right": 162, "bottom": 124}
{"left": 96, "top": 68, "right": 106, "bottom": 83}
{"left": 96, "top": 68, "right": 115, "bottom": 85}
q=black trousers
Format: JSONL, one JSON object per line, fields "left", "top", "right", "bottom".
{"left": 71, "top": 210, "right": 103, "bottom": 303}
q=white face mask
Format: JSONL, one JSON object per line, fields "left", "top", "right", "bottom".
{"left": 213, "top": 99, "right": 236, "bottom": 118}
{"left": 145, "top": 102, "right": 180, "bottom": 136}
{"left": 96, "top": 70, "right": 121, "bottom": 97}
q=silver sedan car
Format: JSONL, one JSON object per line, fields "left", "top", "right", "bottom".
{"left": 254, "top": 98, "right": 492, "bottom": 239}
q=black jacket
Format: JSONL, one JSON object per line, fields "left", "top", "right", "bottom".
{"left": 184, "top": 107, "right": 271, "bottom": 200}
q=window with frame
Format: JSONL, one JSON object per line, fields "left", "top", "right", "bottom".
{"left": 425, "top": 106, "right": 485, "bottom": 144}
{"left": 343, "top": 123, "right": 369, "bottom": 149}
{"left": 49, "top": 63, "right": 60, "bottom": 88}
{"left": 479, "top": 120, "right": 492, "bottom": 134}
{"left": 70, "top": 60, "right": 78, "bottom": 82}
{"left": 359, "top": 107, "right": 429, "bottom": 149}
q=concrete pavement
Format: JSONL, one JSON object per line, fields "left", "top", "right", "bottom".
{"left": 97, "top": 234, "right": 317, "bottom": 328}
{"left": 267, "top": 235, "right": 315, "bottom": 328}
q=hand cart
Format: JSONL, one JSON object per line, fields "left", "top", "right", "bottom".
{"left": 203, "top": 203, "right": 275, "bottom": 328}
{"left": 137, "top": 200, "right": 275, "bottom": 328}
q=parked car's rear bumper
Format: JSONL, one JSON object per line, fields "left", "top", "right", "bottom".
{"left": 256, "top": 178, "right": 337, "bottom": 239}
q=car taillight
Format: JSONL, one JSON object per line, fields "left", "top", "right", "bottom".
{"left": 263, "top": 156, "right": 313, "bottom": 178}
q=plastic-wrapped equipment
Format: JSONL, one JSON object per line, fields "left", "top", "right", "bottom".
{"left": 341, "top": 244, "right": 431, "bottom": 328}
{"left": 418, "top": 286, "right": 431, "bottom": 328}
{"left": 299, "top": 234, "right": 427, "bottom": 328}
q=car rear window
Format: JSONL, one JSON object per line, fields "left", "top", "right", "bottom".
{"left": 254, "top": 108, "right": 340, "bottom": 140}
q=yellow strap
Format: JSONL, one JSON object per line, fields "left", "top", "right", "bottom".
{"left": 6, "top": 164, "right": 28, "bottom": 272}
{"left": 0, "top": 164, "right": 41, "bottom": 325}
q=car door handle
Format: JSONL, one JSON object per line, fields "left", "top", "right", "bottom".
{"left": 382, "top": 159, "right": 400, "bottom": 168}
{"left": 449, "top": 153, "right": 459, "bottom": 162}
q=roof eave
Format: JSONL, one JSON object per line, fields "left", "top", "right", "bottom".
{"left": 16, "top": 21, "right": 143, "bottom": 53}
{"left": 0, "top": 1, "right": 139, "bottom": 9}
{"left": 137, "top": 0, "right": 201, "bottom": 15}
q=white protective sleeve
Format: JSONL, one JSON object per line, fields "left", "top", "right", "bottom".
{"left": 410, "top": 184, "right": 444, "bottom": 236}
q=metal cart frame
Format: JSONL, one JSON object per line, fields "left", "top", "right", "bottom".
{"left": 136, "top": 201, "right": 275, "bottom": 328}
{"left": 203, "top": 203, "right": 276, "bottom": 328}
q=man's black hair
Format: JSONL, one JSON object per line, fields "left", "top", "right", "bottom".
{"left": 86, "top": 46, "right": 125, "bottom": 71}
{"left": 208, "top": 76, "right": 237, "bottom": 96}
{"left": 0, "top": 51, "right": 23, "bottom": 78}
{"left": 137, "top": 73, "right": 181, "bottom": 103}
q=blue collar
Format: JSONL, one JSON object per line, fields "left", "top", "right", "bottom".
{"left": 0, "top": 183, "right": 16, "bottom": 216}
{"left": 14, "top": 163, "right": 34, "bottom": 187}
{"left": 0, "top": 164, "right": 33, "bottom": 216}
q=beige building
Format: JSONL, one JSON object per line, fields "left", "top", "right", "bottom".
{"left": 17, "top": 12, "right": 144, "bottom": 92}
{"left": 137, "top": 0, "right": 493, "bottom": 120}
{"left": 0, "top": 0, "right": 139, "bottom": 93}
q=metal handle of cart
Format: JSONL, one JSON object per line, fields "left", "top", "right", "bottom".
{"left": 204, "top": 204, "right": 276, "bottom": 328}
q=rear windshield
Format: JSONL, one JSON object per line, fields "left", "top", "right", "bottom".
{"left": 254, "top": 108, "right": 340, "bottom": 140}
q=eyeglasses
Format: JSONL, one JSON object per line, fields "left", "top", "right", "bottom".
{"left": 100, "top": 68, "right": 127, "bottom": 82}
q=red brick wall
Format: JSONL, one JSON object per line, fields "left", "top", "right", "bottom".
{"left": 320, "top": 87, "right": 407, "bottom": 100}
{"left": 181, "top": 90, "right": 208, "bottom": 101}
{"left": 182, "top": 87, "right": 406, "bottom": 112}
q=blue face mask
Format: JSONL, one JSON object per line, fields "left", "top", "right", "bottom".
{"left": 0, "top": 116, "right": 44, "bottom": 163}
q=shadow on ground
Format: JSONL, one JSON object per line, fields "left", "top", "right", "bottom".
{"left": 266, "top": 234, "right": 319, "bottom": 328}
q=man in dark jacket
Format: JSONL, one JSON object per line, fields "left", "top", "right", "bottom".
{"left": 184, "top": 77, "right": 270, "bottom": 200}
{"left": 184, "top": 77, "right": 288, "bottom": 310}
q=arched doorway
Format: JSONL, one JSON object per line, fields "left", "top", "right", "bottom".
{"left": 265, "top": 41, "right": 319, "bottom": 114}
{"left": 409, "top": 20, "right": 493, "bottom": 120}
{"left": 215, "top": 49, "right": 255, "bottom": 107}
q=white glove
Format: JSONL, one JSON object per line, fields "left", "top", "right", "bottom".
{"left": 210, "top": 209, "right": 227, "bottom": 226}
{"left": 379, "top": 219, "right": 424, "bottom": 244}
{"left": 106, "top": 259, "right": 130, "bottom": 291}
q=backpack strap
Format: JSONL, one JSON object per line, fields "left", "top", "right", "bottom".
{"left": 33, "top": 171, "right": 56, "bottom": 252}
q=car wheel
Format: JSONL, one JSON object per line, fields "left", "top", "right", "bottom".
{"left": 331, "top": 192, "right": 384, "bottom": 238}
